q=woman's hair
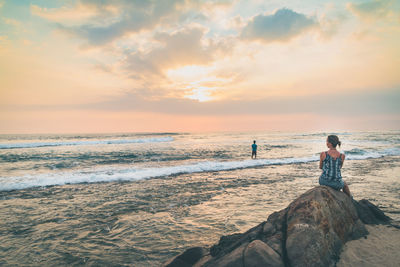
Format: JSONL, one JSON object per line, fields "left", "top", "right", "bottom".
{"left": 327, "top": 135, "right": 341, "bottom": 148}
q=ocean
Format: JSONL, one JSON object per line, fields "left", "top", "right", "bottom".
{"left": 0, "top": 131, "right": 399, "bottom": 266}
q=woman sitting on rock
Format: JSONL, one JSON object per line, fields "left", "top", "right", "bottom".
{"left": 319, "top": 135, "right": 352, "bottom": 197}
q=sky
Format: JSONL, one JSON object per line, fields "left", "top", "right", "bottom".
{"left": 0, "top": 0, "right": 399, "bottom": 133}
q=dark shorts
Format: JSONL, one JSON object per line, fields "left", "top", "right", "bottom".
{"left": 319, "top": 176, "right": 344, "bottom": 190}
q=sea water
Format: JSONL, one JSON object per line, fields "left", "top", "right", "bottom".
{"left": 0, "top": 131, "right": 399, "bottom": 266}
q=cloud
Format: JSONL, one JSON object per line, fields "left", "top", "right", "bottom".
{"left": 240, "top": 8, "right": 318, "bottom": 42}
{"left": 80, "top": 87, "right": 400, "bottom": 116}
{"left": 1, "top": 17, "right": 26, "bottom": 36}
{"left": 30, "top": 0, "right": 235, "bottom": 100}
{"left": 122, "top": 26, "right": 233, "bottom": 89}
{"left": 32, "top": 0, "right": 190, "bottom": 45}
{"left": 347, "top": 0, "right": 395, "bottom": 21}
{"left": 30, "top": 3, "right": 100, "bottom": 26}
{"left": 127, "top": 28, "right": 211, "bottom": 73}
{"left": 2, "top": 17, "right": 22, "bottom": 27}
{"left": 0, "top": 35, "right": 10, "bottom": 52}
{"left": 31, "top": 0, "right": 239, "bottom": 46}
{"left": 59, "top": 15, "right": 151, "bottom": 45}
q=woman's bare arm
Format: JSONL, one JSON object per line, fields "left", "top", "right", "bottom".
{"left": 319, "top": 152, "right": 325, "bottom": 169}
{"left": 340, "top": 154, "right": 345, "bottom": 168}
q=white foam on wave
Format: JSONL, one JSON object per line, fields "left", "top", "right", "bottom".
{"left": 0, "top": 137, "right": 174, "bottom": 149}
{"left": 0, "top": 156, "right": 319, "bottom": 191}
{"left": 1, "top": 147, "right": 399, "bottom": 192}
{"left": 345, "top": 147, "right": 400, "bottom": 160}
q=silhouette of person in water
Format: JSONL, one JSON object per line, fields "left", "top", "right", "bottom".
{"left": 251, "top": 140, "right": 257, "bottom": 159}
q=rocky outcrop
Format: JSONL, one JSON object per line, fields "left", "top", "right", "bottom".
{"left": 353, "top": 199, "right": 391, "bottom": 225}
{"left": 164, "top": 247, "right": 209, "bottom": 267}
{"left": 164, "top": 186, "right": 394, "bottom": 267}
{"left": 284, "top": 186, "right": 367, "bottom": 267}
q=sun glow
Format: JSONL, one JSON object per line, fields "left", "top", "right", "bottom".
{"left": 167, "top": 65, "right": 211, "bottom": 81}
{"left": 167, "top": 65, "right": 216, "bottom": 102}
{"left": 167, "top": 65, "right": 233, "bottom": 102}
{"left": 184, "top": 86, "right": 214, "bottom": 102}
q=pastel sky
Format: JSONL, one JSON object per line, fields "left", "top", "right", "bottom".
{"left": 0, "top": 0, "right": 399, "bottom": 133}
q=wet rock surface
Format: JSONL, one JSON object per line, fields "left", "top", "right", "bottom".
{"left": 165, "top": 186, "right": 393, "bottom": 267}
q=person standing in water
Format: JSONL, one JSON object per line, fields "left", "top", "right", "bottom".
{"left": 319, "top": 135, "right": 352, "bottom": 197}
{"left": 251, "top": 140, "right": 257, "bottom": 159}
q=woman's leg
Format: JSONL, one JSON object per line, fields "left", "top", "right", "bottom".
{"left": 342, "top": 181, "right": 351, "bottom": 197}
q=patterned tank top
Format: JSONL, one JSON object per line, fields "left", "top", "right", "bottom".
{"left": 320, "top": 152, "right": 342, "bottom": 181}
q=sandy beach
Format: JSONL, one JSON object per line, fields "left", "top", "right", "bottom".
{"left": 338, "top": 224, "right": 400, "bottom": 267}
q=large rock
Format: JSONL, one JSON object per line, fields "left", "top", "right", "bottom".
{"left": 164, "top": 186, "right": 393, "bottom": 267}
{"left": 164, "top": 247, "right": 208, "bottom": 267}
{"left": 285, "top": 186, "right": 367, "bottom": 267}
{"left": 353, "top": 199, "right": 391, "bottom": 225}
